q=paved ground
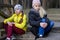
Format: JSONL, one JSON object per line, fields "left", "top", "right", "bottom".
{"left": 6, "top": 32, "right": 60, "bottom": 40}
{"left": 37, "top": 32, "right": 60, "bottom": 40}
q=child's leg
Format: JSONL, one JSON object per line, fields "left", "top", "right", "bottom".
{"left": 4, "top": 24, "right": 13, "bottom": 38}
{"left": 13, "top": 25, "right": 25, "bottom": 35}
{"left": 44, "top": 21, "right": 54, "bottom": 34}
{"left": 38, "top": 18, "right": 46, "bottom": 37}
{"left": 38, "top": 27, "right": 44, "bottom": 37}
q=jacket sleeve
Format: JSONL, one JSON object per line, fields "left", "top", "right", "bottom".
{"left": 4, "top": 14, "right": 15, "bottom": 24}
{"left": 15, "top": 14, "right": 27, "bottom": 29}
{"left": 29, "top": 11, "right": 40, "bottom": 27}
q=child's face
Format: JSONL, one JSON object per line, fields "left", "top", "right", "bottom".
{"left": 15, "top": 10, "right": 21, "bottom": 15}
{"left": 33, "top": 3, "right": 40, "bottom": 11}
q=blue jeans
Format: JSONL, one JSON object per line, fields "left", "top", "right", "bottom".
{"left": 38, "top": 18, "right": 54, "bottom": 36}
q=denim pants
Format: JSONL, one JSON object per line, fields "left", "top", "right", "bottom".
{"left": 38, "top": 18, "right": 54, "bottom": 36}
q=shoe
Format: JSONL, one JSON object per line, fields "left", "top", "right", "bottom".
{"left": 6, "top": 37, "right": 10, "bottom": 40}
{"left": 11, "top": 35, "right": 16, "bottom": 40}
{"left": 39, "top": 35, "right": 43, "bottom": 38}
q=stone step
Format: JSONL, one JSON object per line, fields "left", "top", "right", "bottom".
{"left": 46, "top": 9, "right": 60, "bottom": 21}
{"left": 1, "top": 31, "right": 60, "bottom": 40}
{"left": 47, "top": 9, "right": 60, "bottom": 14}
{"left": 2, "top": 30, "right": 59, "bottom": 40}
{"left": 48, "top": 17, "right": 60, "bottom": 21}
{"left": 47, "top": 9, "right": 60, "bottom": 21}
{"left": 37, "top": 32, "right": 60, "bottom": 40}
{"left": 48, "top": 14, "right": 60, "bottom": 17}
{"left": 3, "top": 32, "right": 60, "bottom": 40}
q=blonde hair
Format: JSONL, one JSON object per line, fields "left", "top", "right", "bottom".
{"left": 39, "top": 7, "right": 47, "bottom": 18}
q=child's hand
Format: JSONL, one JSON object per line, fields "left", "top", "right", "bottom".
{"left": 40, "top": 23, "right": 47, "bottom": 28}
{"left": 7, "top": 22, "right": 13, "bottom": 26}
{"left": 11, "top": 22, "right": 15, "bottom": 24}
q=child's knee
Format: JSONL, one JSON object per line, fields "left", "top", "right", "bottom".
{"left": 41, "top": 18, "right": 46, "bottom": 22}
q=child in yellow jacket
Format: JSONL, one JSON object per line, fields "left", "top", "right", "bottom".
{"left": 4, "top": 4, "right": 27, "bottom": 40}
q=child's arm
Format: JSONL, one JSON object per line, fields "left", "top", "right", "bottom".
{"left": 15, "top": 14, "right": 27, "bottom": 29}
{"left": 29, "top": 11, "right": 40, "bottom": 27}
{"left": 4, "top": 14, "right": 15, "bottom": 24}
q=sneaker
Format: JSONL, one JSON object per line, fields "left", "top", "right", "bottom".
{"left": 39, "top": 35, "right": 43, "bottom": 38}
{"left": 11, "top": 35, "right": 16, "bottom": 40}
{"left": 6, "top": 37, "right": 10, "bottom": 40}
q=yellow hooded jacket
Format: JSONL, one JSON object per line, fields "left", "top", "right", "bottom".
{"left": 4, "top": 13, "right": 27, "bottom": 31}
